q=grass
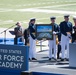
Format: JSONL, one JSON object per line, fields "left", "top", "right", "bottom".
{"left": 0, "top": 0, "right": 76, "bottom": 28}
{"left": 41, "top": 5, "right": 76, "bottom": 11}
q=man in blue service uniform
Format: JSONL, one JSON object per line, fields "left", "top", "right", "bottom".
{"left": 28, "top": 18, "right": 37, "bottom": 61}
{"left": 60, "top": 15, "right": 72, "bottom": 61}
{"left": 49, "top": 16, "right": 60, "bottom": 61}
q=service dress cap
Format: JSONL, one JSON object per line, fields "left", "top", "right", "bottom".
{"left": 30, "top": 18, "right": 36, "bottom": 22}
{"left": 50, "top": 16, "right": 56, "bottom": 19}
{"left": 64, "top": 14, "right": 70, "bottom": 18}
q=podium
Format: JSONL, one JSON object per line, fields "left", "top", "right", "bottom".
{"left": 69, "top": 43, "right": 76, "bottom": 67}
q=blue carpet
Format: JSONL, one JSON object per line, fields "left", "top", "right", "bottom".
{"left": 33, "top": 72, "right": 65, "bottom": 75}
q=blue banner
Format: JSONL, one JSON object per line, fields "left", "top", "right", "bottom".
{"left": 0, "top": 44, "right": 29, "bottom": 72}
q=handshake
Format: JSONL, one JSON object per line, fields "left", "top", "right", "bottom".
{"left": 67, "top": 32, "right": 72, "bottom": 39}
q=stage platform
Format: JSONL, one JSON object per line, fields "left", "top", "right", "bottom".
{"left": 28, "top": 50, "right": 76, "bottom": 75}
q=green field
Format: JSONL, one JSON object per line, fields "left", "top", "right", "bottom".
{"left": 0, "top": 0, "right": 76, "bottom": 28}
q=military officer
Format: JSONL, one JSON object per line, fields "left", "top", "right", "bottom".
{"left": 49, "top": 16, "right": 59, "bottom": 61}
{"left": 72, "top": 16, "right": 76, "bottom": 43}
{"left": 28, "top": 18, "right": 37, "bottom": 60}
{"left": 60, "top": 15, "right": 72, "bottom": 61}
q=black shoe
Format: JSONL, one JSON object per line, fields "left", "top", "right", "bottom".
{"left": 57, "top": 57, "right": 62, "bottom": 59}
{"left": 65, "top": 58, "right": 69, "bottom": 61}
{"left": 49, "top": 58, "right": 52, "bottom": 60}
{"left": 61, "top": 59, "right": 65, "bottom": 61}
{"left": 32, "top": 58, "right": 37, "bottom": 60}
{"left": 57, "top": 56, "right": 61, "bottom": 59}
{"left": 59, "top": 57, "right": 62, "bottom": 59}
{"left": 57, "top": 57, "right": 59, "bottom": 59}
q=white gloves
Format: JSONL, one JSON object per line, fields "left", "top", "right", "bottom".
{"left": 53, "top": 31, "right": 56, "bottom": 35}
{"left": 67, "top": 33, "right": 72, "bottom": 39}
{"left": 58, "top": 41, "right": 61, "bottom": 45}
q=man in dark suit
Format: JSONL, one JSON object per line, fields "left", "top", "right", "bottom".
{"left": 14, "top": 22, "right": 24, "bottom": 45}
{"left": 57, "top": 27, "right": 61, "bottom": 59}
{"left": 24, "top": 28, "right": 29, "bottom": 45}
{"left": 72, "top": 16, "right": 76, "bottom": 43}
{"left": 60, "top": 15, "right": 73, "bottom": 61}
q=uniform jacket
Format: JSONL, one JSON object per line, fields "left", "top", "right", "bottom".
{"left": 51, "top": 23, "right": 60, "bottom": 41}
{"left": 60, "top": 21, "right": 72, "bottom": 36}
{"left": 28, "top": 23, "right": 36, "bottom": 39}
{"left": 72, "top": 26, "right": 76, "bottom": 43}
{"left": 53, "top": 23, "right": 60, "bottom": 33}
